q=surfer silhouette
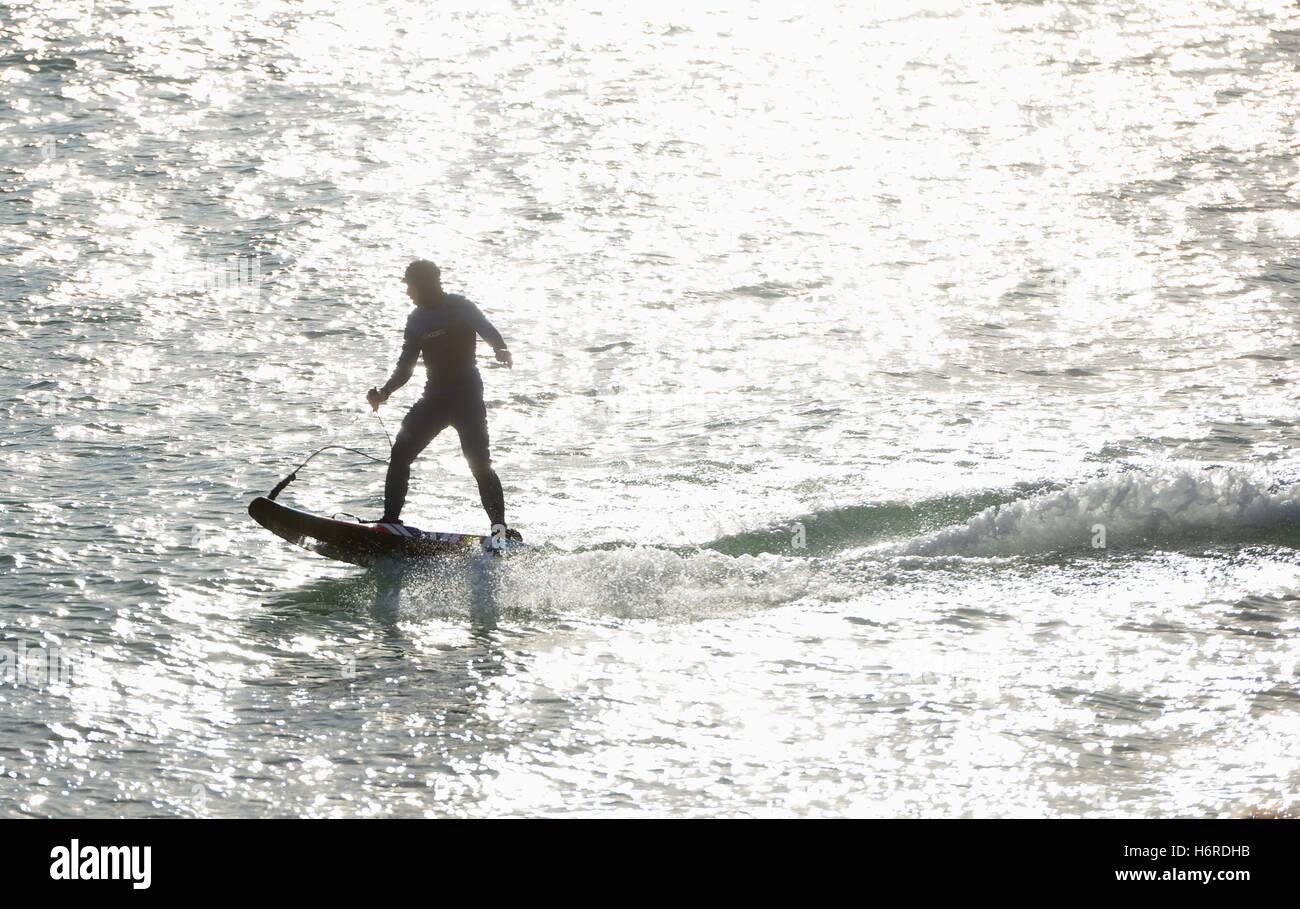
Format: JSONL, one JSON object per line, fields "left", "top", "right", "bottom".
{"left": 366, "top": 260, "right": 521, "bottom": 541}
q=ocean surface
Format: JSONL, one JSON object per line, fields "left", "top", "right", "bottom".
{"left": 3, "top": 0, "right": 1300, "bottom": 817}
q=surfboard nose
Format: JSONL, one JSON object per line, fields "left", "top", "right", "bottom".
{"left": 248, "top": 495, "right": 276, "bottom": 530}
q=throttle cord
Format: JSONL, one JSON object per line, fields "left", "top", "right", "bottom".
{"left": 374, "top": 409, "right": 393, "bottom": 448}
{"left": 266, "top": 409, "right": 392, "bottom": 501}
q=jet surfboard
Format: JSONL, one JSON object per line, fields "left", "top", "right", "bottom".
{"left": 248, "top": 496, "right": 526, "bottom": 566}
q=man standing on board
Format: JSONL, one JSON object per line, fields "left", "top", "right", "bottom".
{"left": 367, "top": 260, "right": 522, "bottom": 542}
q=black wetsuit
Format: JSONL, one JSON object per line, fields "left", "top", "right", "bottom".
{"left": 377, "top": 293, "right": 509, "bottom": 526}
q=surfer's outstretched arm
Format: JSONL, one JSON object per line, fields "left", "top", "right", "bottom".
{"left": 463, "top": 300, "right": 513, "bottom": 369}
{"left": 368, "top": 335, "right": 418, "bottom": 408}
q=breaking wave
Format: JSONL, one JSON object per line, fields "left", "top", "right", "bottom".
{"left": 890, "top": 468, "right": 1300, "bottom": 558}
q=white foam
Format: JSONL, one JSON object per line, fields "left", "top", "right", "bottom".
{"left": 889, "top": 467, "right": 1300, "bottom": 558}
{"left": 493, "top": 546, "right": 816, "bottom": 621}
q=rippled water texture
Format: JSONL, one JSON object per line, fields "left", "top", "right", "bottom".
{"left": 2, "top": 0, "right": 1299, "bottom": 816}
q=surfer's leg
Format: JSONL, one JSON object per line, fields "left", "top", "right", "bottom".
{"left": 453, "top": 397, "right": 506, "bottom": 529}
{"left": 383, "top": 397, "right": 450, "bottom": 522}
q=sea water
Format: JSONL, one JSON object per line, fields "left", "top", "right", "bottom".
{"left": 2, "top": 0, "right": 1299, "bottom": 817}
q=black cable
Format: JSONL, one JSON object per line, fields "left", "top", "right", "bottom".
{"left": 375, "top": 410, "right": 393, "bottom": 448}
{"left": 265, "top": 410, "right": 391, "bottom": 501}
{"left": 293, "top": 444, "right": 389, "bottom": 469}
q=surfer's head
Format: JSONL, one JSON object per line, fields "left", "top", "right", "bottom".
{"left": 403, "top": 259, "right": 442, "bottom": 307}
